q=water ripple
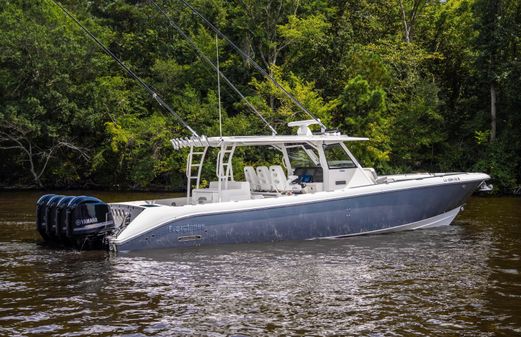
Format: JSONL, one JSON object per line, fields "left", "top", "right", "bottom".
{"left": 1, "top": 196, "right": 520, "bottom": 336}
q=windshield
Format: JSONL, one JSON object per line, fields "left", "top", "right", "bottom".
{"left": 324, "top": 143, "right": 356, "bottom": 169}
{"left": 287, "top": 145, "right": 319, "bottom": 168}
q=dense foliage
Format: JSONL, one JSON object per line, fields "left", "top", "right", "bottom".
{"left": 1, "top": 0, "right": 520, "bottom": 192}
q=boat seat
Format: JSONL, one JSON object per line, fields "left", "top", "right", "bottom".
{"left": 269, "top": 165, "right": 302, "bottom": 193}
{"left": 256, "top": 166, "right": 273, "bottom": 191}
{"left": 244, "top": 166, "right": 261, "bottom": 191}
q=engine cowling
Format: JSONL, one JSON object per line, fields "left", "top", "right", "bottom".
{"left": 36, "top": 194, "right": 115, "bottom": 249}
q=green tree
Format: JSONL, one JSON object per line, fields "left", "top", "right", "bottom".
{"left": 335, "top": 75, "right": 391, "bottom": 169}
{"left": 0, "top": 1, "right": 112, "bottom": 187}
{"left": 1, "top": 0, "right": 520, "bottom": 191}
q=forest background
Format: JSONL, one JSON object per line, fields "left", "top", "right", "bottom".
{"left": 1, "top": 0, "right": 520, "bottom": 193}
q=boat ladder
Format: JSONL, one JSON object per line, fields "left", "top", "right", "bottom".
{"left": 216, "top": 145, "right": 236, "bottom": 193}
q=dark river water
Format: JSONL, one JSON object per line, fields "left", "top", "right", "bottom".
{"left": 1, "top": 191, "right": 520, "bottom": 337}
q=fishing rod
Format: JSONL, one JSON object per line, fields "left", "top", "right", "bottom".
{"left": 48, "top": 0, "right": 200, "bottom": 138}
{"left": 175, "top": 0, "right": 327, "bottom": 131}
{"left": 148, "top": 0, "right": 277, "bottom": 135}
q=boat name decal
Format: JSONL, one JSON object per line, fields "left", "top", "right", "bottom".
{"left": 443, "top": 177, "right": 461, "bottom": 182}
{"left": 169, "top": 223, "right": 206, "bottom": 234}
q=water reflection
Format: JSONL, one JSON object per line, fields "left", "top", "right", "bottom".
{"left": 0, "top": 192, "right": 520, "bottom": 336}
{"left": 476, "top": 198, "right": 521, "bottom": 336}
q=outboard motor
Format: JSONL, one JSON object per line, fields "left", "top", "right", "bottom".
{"left": 55, "top": 196, "right": 75, "bottom": 242}
{"left": 36, "top": 194, "right": 115, "bottom": 249}
{"left": 36, "top": 194, "right": 55, "bottom": 241}
{"left": 44, "top": 195, "right": 65, "bottom": 241}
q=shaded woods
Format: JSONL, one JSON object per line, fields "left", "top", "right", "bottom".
{"left": 1, "top": 0, "right": 520, "bottom": 192}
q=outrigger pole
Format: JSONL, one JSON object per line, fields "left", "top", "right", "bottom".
{"left": 48, "top": 0, "right": 200, "bottom": 138}
{"left": 175, "top": 0, "right": 328, "bottom": 131}
{"left": 148, "top": 0, "right": 278, "bottom": 135}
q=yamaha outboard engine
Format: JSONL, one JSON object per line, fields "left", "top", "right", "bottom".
{"left": 36, "top": 194, "right": 55, "bottom": 241}
{"left": 44, "top": 194, "right": 65, "bottom": 240}
{"left": 36, "top": 194, "right": 115, "bottom": 249}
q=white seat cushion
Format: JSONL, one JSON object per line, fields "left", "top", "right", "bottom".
{"left": 256, "top": 166, "right": 273, "bottom": 191}
{"left": 270, "top": 165, "right": 302, "bottom": 193}
{"left": 269, "top": 165, "right": 288, "bottom": 192}
{"left": 244, "top": 166, "right": 261, "bottom": 191}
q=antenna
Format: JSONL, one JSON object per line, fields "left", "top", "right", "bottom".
{"left": 48, "top": 0, "right": 200, "bottom": 137}
{"left": 216, "top": 34, "right": 222, "bottom": 138}
{"left": 176, "top": 0, "right": 327, "bottom": 131}
{"left": 148, "top": 0, "right": 277, "bottom": 135}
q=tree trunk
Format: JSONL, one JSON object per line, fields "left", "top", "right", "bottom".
{"left": 399, "top": 0, "right": 411, "bottom": 43}
{"left": 490, "top": 82, "right": 497, "bottom": 142}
